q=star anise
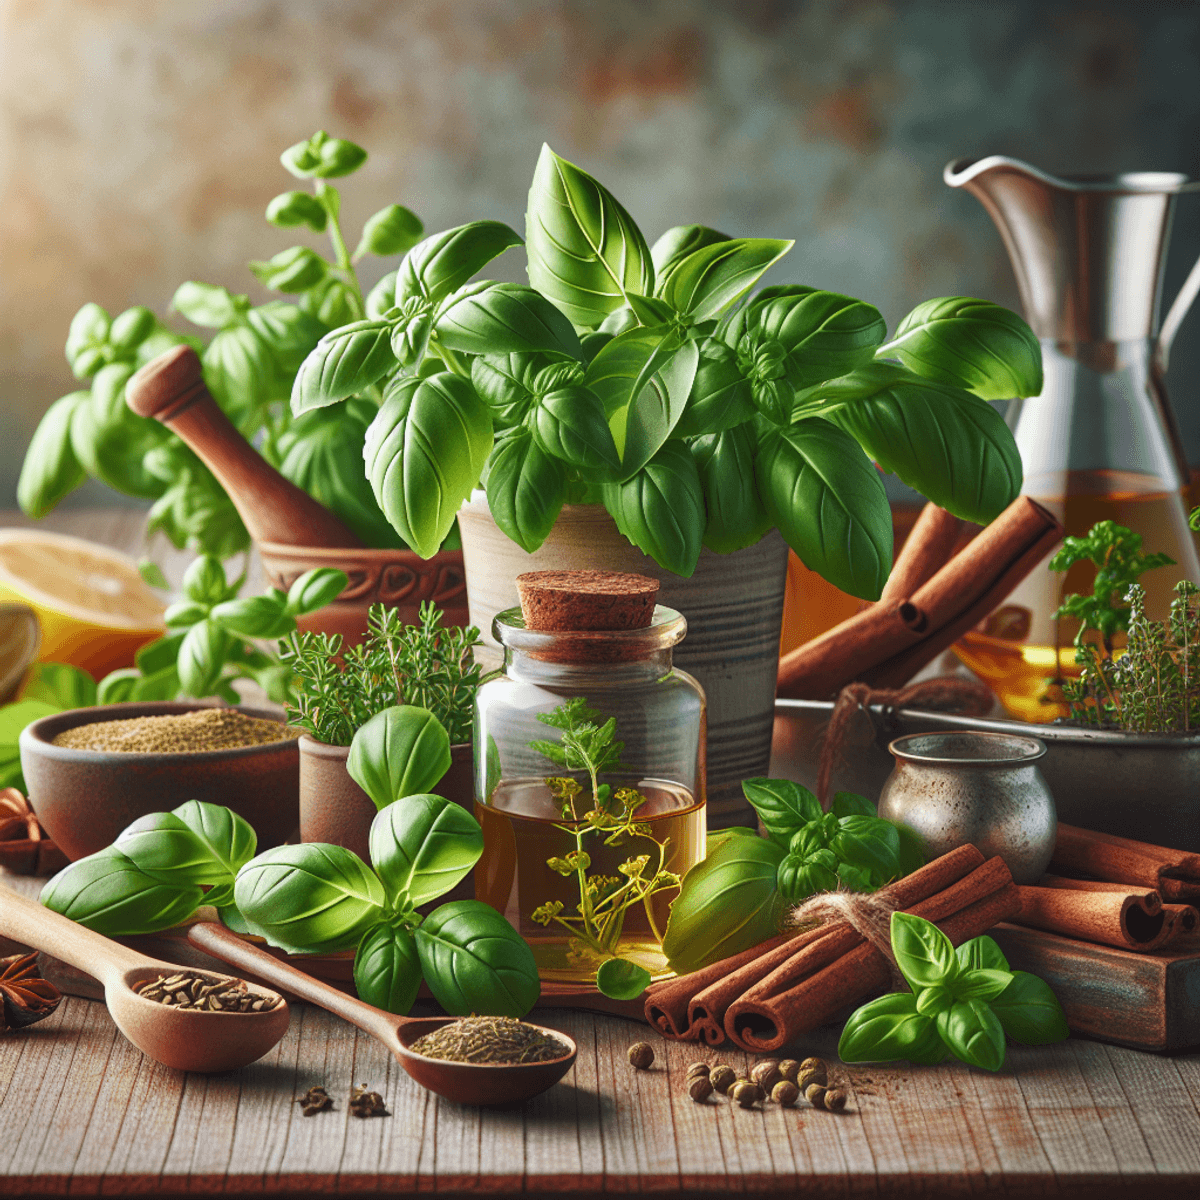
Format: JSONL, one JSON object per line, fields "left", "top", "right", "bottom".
{"left": 0, "top": 788, "right": 68, "bottom": 875}
{"left": 0, "top": 952, "right": 62, "bottom": 1031}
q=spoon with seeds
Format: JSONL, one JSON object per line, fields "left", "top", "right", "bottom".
{"left": 0, "top": 886, "right": 289, "bottom": 1072}
{"left": 188, "top": 921, "right": 577, "bottom": 1106}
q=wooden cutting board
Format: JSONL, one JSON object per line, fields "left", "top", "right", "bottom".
{"left": 992, "top": 921, "right": 1200, "bottom": 1053}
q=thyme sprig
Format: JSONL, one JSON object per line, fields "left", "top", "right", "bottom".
{"left": 279, "top": 600, "right": 482, "bottom": 745}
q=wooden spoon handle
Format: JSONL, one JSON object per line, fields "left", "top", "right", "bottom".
{"left": 0, "top": 885, "right": 149, "bottom": 985}
{"left": 125, "top": 345, "right": 363, "bottom": 550}
{"left": 187, "top": 922, "right": 400, "bottom": 1049}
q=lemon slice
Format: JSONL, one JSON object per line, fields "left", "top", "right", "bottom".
{"left": 0, "top": 530, "right": 164, "bottom": 680}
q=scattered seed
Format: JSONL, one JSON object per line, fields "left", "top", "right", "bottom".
{"left": 772, "top": 1080, "right": 800, "bottom": 1107}
{"left": 824, "top": 1088, "right": 848, "bottom": 1113}
{"left": 297, "top": 1086, "right": 332, "bottom": 1116}
{"left": 349, "top": 1084, "right": 389, "bottom": 1118}
{"left": 777, "top": 1058, "right": 800, "bottom": 1084}
{"left": 134, "top": 971, "right": 280, "bottom": 1013}
{"left": 686, "top": 1061, "right": 710, "bottom": 1079}
{"left": 805, "top": 1083, "right": 827, "bottom": 1110}
{"left": 731, "top": 1081, "right": 760, "bottom": 1108}
{"left": 688, "top": 1075, "right": 714, "bottom": 1103}
{"left": 628, "top": 1042, "right": 655, "bottom": 1070}
{"left": 751, "top": 1060, "right": 782, "bottom": 1092}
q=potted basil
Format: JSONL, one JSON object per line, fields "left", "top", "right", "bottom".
{"left": 280, "top": 600, "right": 482, "bottom": 867}
{"left": 287, "top": 143, "right": 1039, "bottom": 825}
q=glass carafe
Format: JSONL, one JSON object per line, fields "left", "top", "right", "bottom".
{"left": 473, "top": 605, "right": 706, "bottom": 984}
{"left": 945, "top": 156, "right": 1200, "bottom": 722}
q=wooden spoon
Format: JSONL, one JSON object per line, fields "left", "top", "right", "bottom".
{"left": 125, "top": 344, "right": 363, "bottom": 549}
{"left": 0, "top": 887, "right": 289, "bottom": 1073}
{"left": 188, "top": 921, "right": 577, "bottom": 1106}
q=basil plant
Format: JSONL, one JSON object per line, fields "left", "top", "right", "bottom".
{"left": 235, "top": 704, "right": 540, "bottom": 1018}
{"left": 18, "top": 131, "right": 426, "bottom": 558}
{"left": 289, "top": 143, "right": 1039, "bottom": 597}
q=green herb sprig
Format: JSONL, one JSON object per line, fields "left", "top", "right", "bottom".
{"left": 528, "top": 700, "right": 681, "bottom": 1001}
{"left": 280, "top": 600, "right": 483, "bottom": 746}
{"left": 838, "top": 913, "right": 1068, "bottom": 1071}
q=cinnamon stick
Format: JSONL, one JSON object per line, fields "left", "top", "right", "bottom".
{"left": 724, "top": 856, "right": 1019, "bottom": 1052}
{"left": 777, "top": 495, "right": 1062, "bottom": 699}
{"left": 878, "top": 504, "right": 965, "bottom": 604}
{"left": 1049, "top": 824, "right": 1200, "bottom": 903}
{"left": 1014, "top": 884, "right": 1197, "bottom": 953}
{"left": 645, "top": 844, "right": 986, "bottom": 1044}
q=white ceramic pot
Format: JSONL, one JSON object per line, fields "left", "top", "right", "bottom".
{"left": 458, "top": 491, "right": 789, "bottom": 828}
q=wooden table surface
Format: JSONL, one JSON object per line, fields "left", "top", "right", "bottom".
{"left": 5, "top": 510, "right": 1200, "bottom": 1196}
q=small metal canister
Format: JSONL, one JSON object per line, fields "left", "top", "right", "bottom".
{"left": 877, "top": 731, "right": 1056, "bottom": 885}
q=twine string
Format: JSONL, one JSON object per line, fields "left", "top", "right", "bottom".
{"left": 790, "top": 889, "right": 908, "bottom": 990}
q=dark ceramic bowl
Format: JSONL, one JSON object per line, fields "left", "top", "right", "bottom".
{"left": 19, "top": 701, "right": 300, "bottom": 861}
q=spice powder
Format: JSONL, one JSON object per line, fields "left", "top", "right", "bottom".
{"left": 53, "top": 709, "right": 300, "bottom": 753}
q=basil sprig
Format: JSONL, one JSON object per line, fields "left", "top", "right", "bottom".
{"left": 838, "top": 913, "right": 1069, "bottom": 1071}
{"left": 661, "top": 779, "right": 924, "bottom": 975}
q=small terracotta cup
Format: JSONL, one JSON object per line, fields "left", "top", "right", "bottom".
{"left": 20, "top": 702, "right": 300, "bottom": 861}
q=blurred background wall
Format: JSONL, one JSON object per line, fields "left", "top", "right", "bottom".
{"left": 3, "top": 0, "right": 1200, "bottom": 508}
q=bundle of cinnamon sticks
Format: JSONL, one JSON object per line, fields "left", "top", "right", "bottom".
{"left": 777, "top": 497, "right": 1063, "bottom": 699}
{"left": 1004, "top": 824, "right": 1200, "bottom": 954}
{"left": 644, "top": 844, "right": 1019, "bottom": 1052}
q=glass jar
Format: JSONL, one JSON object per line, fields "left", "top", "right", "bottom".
{"left": 473, "top": 604, "right": 706, "bottom": 984}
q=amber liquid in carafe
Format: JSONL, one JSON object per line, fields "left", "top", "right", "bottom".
{"left": 474, "top": 778, "right": 704, "bottom": 983}
{"left": 954, "top": 470, "right": 1200, "bottom": 723}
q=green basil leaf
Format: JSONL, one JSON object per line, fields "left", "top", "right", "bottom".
{"left": 662, "top": 834, "right": 785, "bottom": 975}
{"left": 248, "top": 245, "right": 328, "bottom": 294}
{"left": 17, "top": 391, "right": 89, "bottom": 517}
{"left": 817, "top": 363, "right": 1023, "bottom": 525}
{"left": 415, "top": 899, "right": 540, "bottom": 1017}
{"left": 355, "top": 204, "right": 424, "bottom": 258}
{"left": 831, "top": 792, "right": 876, "bottom": 818}
{"left": 365, "top": 269, "right": 398, "bottom": 319}
{"left": 954, "top": 968, "right": 1015, "bottom": 1003}
{"left": 281, "top": 132, "right": 367, "bottom": 179}
{"left": 40, "top": 847, "right": 204, "bottom": 936}
{"left": 135, "top": 632, "right": 185, "bottom": 675}
{"left": 915, "top": 983, "right": 956, "bottom": 1016}
{"left": 354, "top": 922, "right": 422, "bottom": 1014}
{"left": 660, "top": 238, "right": 793, "bottom": 320}
{"left": 885, "top": 297, "right": 1043, "bottom": 401}
{"left": 203, "top": 325, "right": 276, "bottom": 428}
{"left": 601, "top": 439, "right": 705, "bottom": 576}
{"left": 302, "top": 276, "right": 360, "bottom": 329}
{"left": 284, "top": 567, "right": 348, "bottom": 616}
{"left": 742, "top": 778, "right": 822, "bottom": 839}
{"left": 838, "top": 991, "right": 948, "bottom": 1065}
{"left": 364, "top": 373, "right": 493, "bottom": 557}
{"left": 470, "top": 353, "right": 542, "bottom": 429}
{"left": 596, "top": 957, "right": 652, "bottom": 1000}
{"left": 177, "top": 619, "right": 230, "bottom": 698}
{"left": 738, "top": 288, "right": 887, "bottom": 389}
{"left": 650, "top": 225, "right": 732, "bottom": 291}
{"left": 20, "top": 662, "right": 97, "bottom": 709}
{"left": 266, "top": 190, "right": 328, "bottom": 232}
{"left": 210, "top": 594, "right": 292, "bottom": 639}
{"left": 291, "top": 319, "right": 397, "bottom": 414}
{"left": 836, "top": 862, "right": 875, "bottom": 893}
{"left": 109, "top": 306, "right": 156, "bottom": 352}
{"left": 532, "top": 385, "right": 621, "bottom": 471}
{"left": 689, "top": 426, "right": 770, "bottom": 554}
{"left": 894, "top": 822, "right": 927, "bottom": 876}
{"left": 436, "top": 281, "right": 581, "bottom": 360}
{"left": 675, "top": 341, "right": 756, "bottom": 438}
{"left": 276, "top": 402, "right": 407, "bottom": 549}
{"left": 115, "top": 811, "right": 230, "bottom": 886}
{"left": 990, "top": 971, "right": 1070, "bottom": 1045}
{"left": 956, "top": 935, "right": 1009, "bottom": 974}
{"left": 776, "top": 851, "right": 838, "bottom": 902}
{"left": 483, "top": 426, "right": 567, "bottom": 553}
{"left": 526, "top": 143, "right": 654, "bottom": 328}
{"left": 625, "top": 293, "right": 675, "bottom": 326}
{"left": 396, "top": 221, "right": 522, "bottom": 306}
{"left": 172, "top": 281, "right": 245, "bottom": 329}
{"left": 611, "top": 338, "right": 699, "bottom": 478}
{"left": 891, "top": 911, "right": 959, "bottom": 991}
{"left": 347, "top": 705, "right": 452, "bottom": 811}
{"left": 368, "top": 793, "right": 483, "bottom": 906}
{"left": 585, "top": 326, "right": 669, "bottom": 419}
{"left": 831, "top": 816, "right": 901, "bottom": 881}
{"left": 937, "top": 998, "right": 1007, "bottom": 1072}
{"left": 164, "top": 600, "right": 205, "bottom": 628}
{"left": 234, "top": 843, "right": 386, "bottom": 952}
{"left": 181, "top": 555, "right": 230, "bottom": 605}
{"left": 172, "top": 799, "right": 257, "bottom": 878}
{"left": 64, "top": 303, "right": 111, "bottom": 378}
{"left": 245, "top": 302, "right": 325, "bottom": 378}
{"left": 756, "top": 418, "right": 892, "bottom": 600}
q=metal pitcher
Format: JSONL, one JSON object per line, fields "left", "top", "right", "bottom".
{"left": 943, "top": 157, "right": 1200, "bottom": 720}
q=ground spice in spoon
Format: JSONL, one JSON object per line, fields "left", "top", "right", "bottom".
{"left": 52, "top": 708, "right": 300, "bottom": 753}
{"left": 409, "top": 1016, "right": 569, "bottom": 1064}
{"left": 134, "top": 970, "right": 282, "bottom": 1012}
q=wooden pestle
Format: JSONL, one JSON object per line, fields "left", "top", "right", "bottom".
{"left": 126, "top": 345, "right": 363, "bottom": 549}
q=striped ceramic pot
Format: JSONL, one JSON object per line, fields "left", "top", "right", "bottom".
{"left": 457, "top": 491, "right": 789, "bottom": 829}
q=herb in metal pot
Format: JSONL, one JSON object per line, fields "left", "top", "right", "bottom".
{"left": 527, "top": 699, "right": 680, "bottom": 1000}
{"left": 837, "top": 913, "right": 1068, "bottom": 1072}
{"left": 280, "top": 601, "right": 482, "bottom": 746}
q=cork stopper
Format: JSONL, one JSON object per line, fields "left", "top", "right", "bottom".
{"left": 517, "top": 571, "right": 659, "bottom": 632}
